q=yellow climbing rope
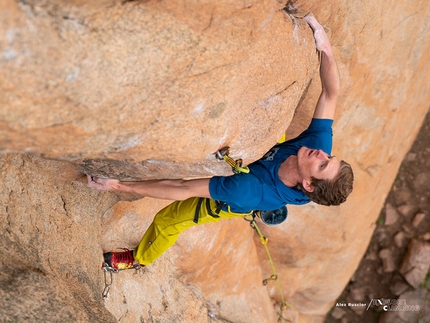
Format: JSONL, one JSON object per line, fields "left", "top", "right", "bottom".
{"left": 215, "top": 145, "right": 292, "bottom": 321}
{"left": 247, "top": 213, "right": 292, "bottom": 322}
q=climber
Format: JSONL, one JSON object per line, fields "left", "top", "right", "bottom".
{"left": 88, "top": 14, "right": 354, "bottom": 271}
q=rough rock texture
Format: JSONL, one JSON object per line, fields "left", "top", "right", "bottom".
{"left": 0, "top": 154, "right": 118, "bottom": 322}
{"left": 0, "top": 154, "right": 240, "bottom": 323}
{"left": 2, "top": 0, "right": 430, "bottom": 323}
{"left": 1, "top": 0, "right": 316, "bottom": 179}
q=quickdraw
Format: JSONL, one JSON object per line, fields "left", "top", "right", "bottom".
{"left": 245, "top": 213, "right": 292, "bottom": 322}
{"left": 215, "top": 146, "right": 250, "bottom": 174}
{"left": 102, "top": 264, "right": 114, "bottom": 299}
{"left": 101, "top": 262, "right": 142, "bottom": 299}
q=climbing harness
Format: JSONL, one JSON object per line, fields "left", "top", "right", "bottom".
{"left": 215, "top": 146, "right": 250, "bottom": 174}
{"left": 245, "top": 212, "right": 292, "bottom": 322}
{"left": 193, "top": 198, "right": 225, "bottom": 224}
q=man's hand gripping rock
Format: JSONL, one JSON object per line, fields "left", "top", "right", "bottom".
{"left": 304, "top": 14, "right": 332, "bottom": 54}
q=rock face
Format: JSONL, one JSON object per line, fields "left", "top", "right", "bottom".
{"left": 2, "top": 1, "right": 430, "bottom": 323}
{"left": 1, "top": 0, "right": 316, "bottom": 179}
{"left": 0, "top": 154, "right": 117, "bottom": 323}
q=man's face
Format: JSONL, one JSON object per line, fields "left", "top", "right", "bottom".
{"left": 297, "top": 146, "right": 341, "bottom": 182}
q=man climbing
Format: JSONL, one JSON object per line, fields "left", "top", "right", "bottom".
{"left": 88, "top": 14, "right": 354, "bottom": 271}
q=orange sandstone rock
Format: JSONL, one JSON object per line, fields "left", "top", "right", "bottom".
{"left": 2, "top": 0, "right": 430, "bottom": 322}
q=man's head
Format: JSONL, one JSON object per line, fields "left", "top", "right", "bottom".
{"left": 297, "top": 147, "right": 354, "bottom": 206}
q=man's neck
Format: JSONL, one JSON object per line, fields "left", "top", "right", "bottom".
{"left": 278, "top": 156, "right": 301, "bottom": 187}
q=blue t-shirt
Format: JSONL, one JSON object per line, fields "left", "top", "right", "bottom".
{"left": 209, "top": 118, "right": 333, "bottom": 213}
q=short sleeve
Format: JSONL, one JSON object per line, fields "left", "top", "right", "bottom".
{"left": 286, "top": 118, "right": 333, "bottom": 155}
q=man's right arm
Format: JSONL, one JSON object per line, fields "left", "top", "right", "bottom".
{"left": 87, "top": 176, "right": 212, "bottom": 201}
{"left": 304, "top": 15, "right": 340, "bottom": 120}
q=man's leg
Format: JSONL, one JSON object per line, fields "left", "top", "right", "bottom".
{"left": 133, "top": 197, "right": 243, "bottom": 266}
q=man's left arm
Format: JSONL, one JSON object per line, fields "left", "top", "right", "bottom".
{"left": 304, "top": 15, "right": 340, "bottom": 120}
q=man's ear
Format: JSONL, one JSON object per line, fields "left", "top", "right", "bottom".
{"left": 302, "top": 179, "right": 314, "bottom": 193}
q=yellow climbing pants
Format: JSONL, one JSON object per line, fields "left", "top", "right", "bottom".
{"left": 133, "top": 197, "right": 249, "bottom": 266}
